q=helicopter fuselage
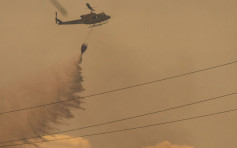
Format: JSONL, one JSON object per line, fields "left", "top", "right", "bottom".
{"left": 56, "top": 12, "right": 111, "bottom": 25}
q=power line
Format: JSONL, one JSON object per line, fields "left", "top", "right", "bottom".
{"left": 1, "top": 91, "right": 236, "bottom": 145}
{"left": 1, "top": 107, "right": 236, "bottom": 147}
{"left": 0, "top": 60, "right": 237, "bottom": 116}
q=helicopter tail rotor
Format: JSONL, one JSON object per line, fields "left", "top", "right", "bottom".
{"left": 55, "top": 11, "right": 63, "bottom": 24}
{"left": 49, "top": 0, "right": 67, "bottom": 16}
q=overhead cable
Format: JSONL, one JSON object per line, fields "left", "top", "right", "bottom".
{"left": 1, "top": 91, "right": 236, "bottom": 145}
{"left": 0, "top": 60, "right": 237, "bottom": 116}
{"left": 1, "top": 107, "right": 237, "bottom": 147}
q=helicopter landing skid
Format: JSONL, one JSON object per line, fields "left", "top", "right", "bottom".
{"left": 89, "top": 21, "right": 108, "bottom": 28}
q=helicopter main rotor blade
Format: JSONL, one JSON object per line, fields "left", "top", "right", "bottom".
{"left": 86, "top": 3, "right": 95, "bottom": 11}
{"left": 49, "top": 0, "right": 67, "bottom": 16}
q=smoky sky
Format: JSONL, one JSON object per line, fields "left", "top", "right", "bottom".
{"left": 1, "top": 0, "right": 237, "bottom": 148}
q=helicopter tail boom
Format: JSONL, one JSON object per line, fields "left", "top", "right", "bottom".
{"left": 55, "top": 11, "right": 83, "bottom": 25}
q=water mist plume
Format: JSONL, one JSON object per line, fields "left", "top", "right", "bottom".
{"left": 0, "top": 54, "right": 84, "bottom": 148}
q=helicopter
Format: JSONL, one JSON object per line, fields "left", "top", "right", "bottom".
{"left": 55, "top": 3, "right": 111, "bottom": 27}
